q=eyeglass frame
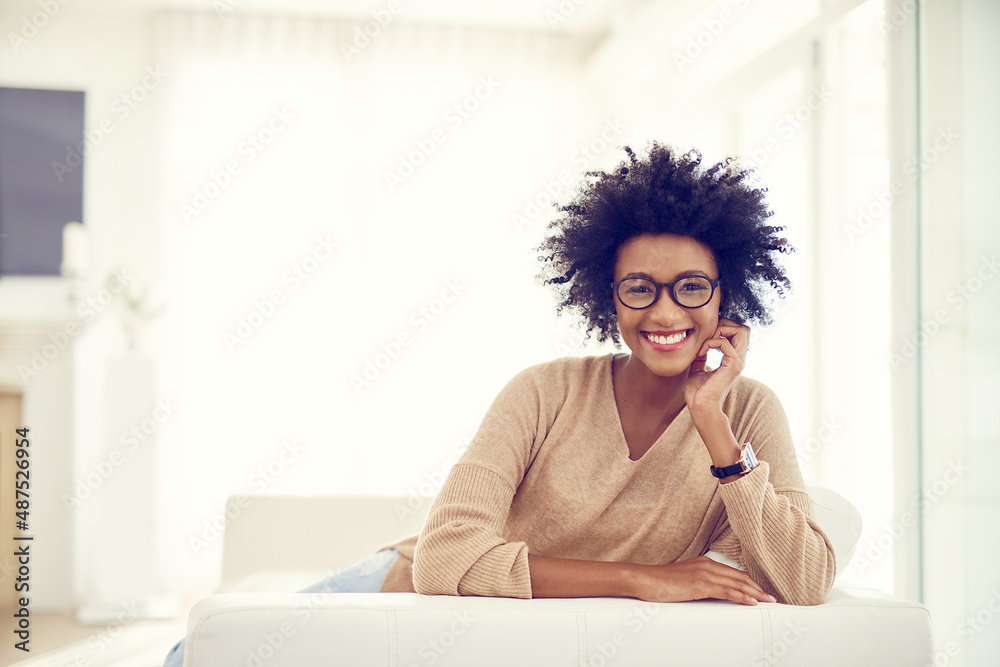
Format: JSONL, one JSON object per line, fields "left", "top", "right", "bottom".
{"left": 611, "top": 276, "right": 722, "bottom": 310}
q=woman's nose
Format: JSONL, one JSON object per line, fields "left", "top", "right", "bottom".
{"left": 647, "top": 288, "right": 686, "bottom": 320}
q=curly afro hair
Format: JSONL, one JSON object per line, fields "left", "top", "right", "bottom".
{"left": 537, "top": 142, "right": 792, "bottom": 345}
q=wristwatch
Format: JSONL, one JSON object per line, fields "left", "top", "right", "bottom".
{"left": 710, "top": 442, "right": 758, "bottom": 479}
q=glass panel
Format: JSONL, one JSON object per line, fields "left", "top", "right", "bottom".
{"left": 918, "top": 1, "right": 1000, "bottom": 664}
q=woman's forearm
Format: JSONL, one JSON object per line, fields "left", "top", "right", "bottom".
{"left": 527, "top": 553, "right": 774, "bottom": 605}
{"left": 527, "top": 553, "right": 635, "bottom": 598}
{"left": 689, "top": 408, "right": 742, "bottom": 470}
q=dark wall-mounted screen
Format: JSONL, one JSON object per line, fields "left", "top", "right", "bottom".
{"left": 0, "top": 86, "right": 85, "bottom": 276}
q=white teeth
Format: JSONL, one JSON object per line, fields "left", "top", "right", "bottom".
{"left": 645, "top": 331, "right": 688, "bottom": 345}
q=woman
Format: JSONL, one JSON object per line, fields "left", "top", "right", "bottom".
{"left": 377, "top": 142, "right": 835, "bottom": 607}
{"left": 164, "top": 142, "right": 833, "bottom": 665}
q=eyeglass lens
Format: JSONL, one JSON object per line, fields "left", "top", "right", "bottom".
{"left": 617, "top": 277, "right": 714, "bottom": 308}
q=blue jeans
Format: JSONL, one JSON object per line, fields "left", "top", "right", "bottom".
{"left": 162, "top": 549, "right": 400, "bottom": 666}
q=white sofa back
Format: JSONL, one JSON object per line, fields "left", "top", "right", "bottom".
{"left": 220, "top": 484, "right": 864, "bottom": 591}
{"left": 220, "top": 494, "right": 429, "bottom": 591}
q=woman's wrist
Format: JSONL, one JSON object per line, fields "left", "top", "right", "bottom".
{"left": 687, "top": 404, "right": 725, "bottom": 425}
{"left": 618, "top": 561, "right": 643, "bottom": 599}
{"left": 689, "top": 408, "right": 742, "bottom": 469}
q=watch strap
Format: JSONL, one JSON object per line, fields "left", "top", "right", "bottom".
{"left": 710, "top": 442, "right": 757, "bottom": 479}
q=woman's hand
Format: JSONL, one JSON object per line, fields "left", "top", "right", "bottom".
{"left": 626, "top": 556, "right": 776, "bottom": 606}
{"left": 528, "top": 553, "right": 776, "bottom": 605}
{"left": 684, "top": 318, "right": 750, "bottom": 417}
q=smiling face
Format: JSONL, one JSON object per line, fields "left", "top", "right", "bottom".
{"left": 613, "top": 233, "right": 722, "bottom": 378}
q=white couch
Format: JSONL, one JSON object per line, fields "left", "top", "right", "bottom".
{"left": 180, "top": 488, "right": 934, "bottom": 666}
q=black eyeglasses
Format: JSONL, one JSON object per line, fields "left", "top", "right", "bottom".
{"left": 611, "top": 276, "right": 721, "bottom": 310}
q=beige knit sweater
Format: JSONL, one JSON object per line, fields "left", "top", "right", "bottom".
{"left": 380, "top": 354, "right": 836, "bottom": 605}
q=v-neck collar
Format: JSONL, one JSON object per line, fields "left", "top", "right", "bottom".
{"left": 605, "top": 352, "right": 692, "bottom": 463}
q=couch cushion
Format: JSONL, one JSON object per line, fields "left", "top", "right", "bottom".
{"left": 185, "top": 590, "right": 931, "bottom": 667}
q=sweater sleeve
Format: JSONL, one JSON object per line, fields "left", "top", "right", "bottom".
{"left": 412, "top": 464, "right": 532, "bottom": 597}
{"left": 707, "top": 382, "right": 837, "bottom": 606}
{"left": 411, "top": 365, "right": 550, "bottom": 598}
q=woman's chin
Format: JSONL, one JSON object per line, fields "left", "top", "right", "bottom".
{"left": 627, "top": 350, "right": 693, "bottom": 380}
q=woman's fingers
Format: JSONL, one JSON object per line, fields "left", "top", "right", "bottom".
{"left": 697, "top": 323, "right": 749, "bottom": 364}
{"left": 696, "top": 337, "right": 744, "bottom": 374}
{"left": 701, "top": 563, "right": 773, "bottom": 605}
{"left": 634, "top": 557, "right": 777, "bottom": 606}
{"left": 722, "top": 572, "right": 775, "bottom": 606}
{"left": 714, "top": 320, "right": 750, "bottom": 359}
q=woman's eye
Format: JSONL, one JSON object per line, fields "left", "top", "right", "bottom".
{"left": 679, "top": 282, "right": 708, "bottom": 292}
{"left": 626, "top": 285, "right": 653, "bottom": 294}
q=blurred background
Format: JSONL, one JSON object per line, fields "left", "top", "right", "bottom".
{"left": 0, "top": 0, "right": 996, "bottom": 664}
